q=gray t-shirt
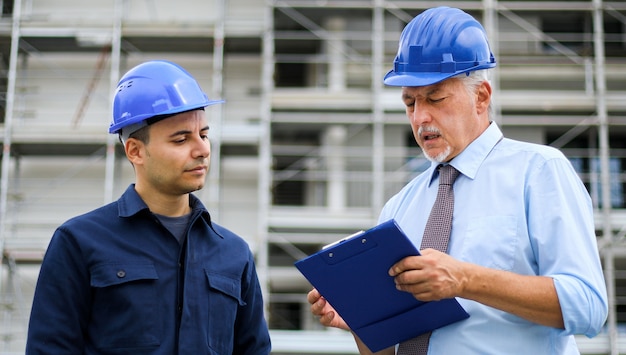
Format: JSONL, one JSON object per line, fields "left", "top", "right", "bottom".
{"left": 155, "top": 213, "right": 192, "bottom": 244}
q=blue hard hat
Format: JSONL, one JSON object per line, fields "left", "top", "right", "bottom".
{"left": 384, "top": 6, "right": 496, "bottom": 87}
{"left": 109, "top": 60, "right": 223, "bottom": 134}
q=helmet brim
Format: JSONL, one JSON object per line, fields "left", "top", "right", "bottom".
{"left": 383, "top": 70, "right": 455, "bottom": 87}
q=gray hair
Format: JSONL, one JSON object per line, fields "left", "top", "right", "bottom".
{"left": 456, "top": 70, "right": 493, "bottom": 119}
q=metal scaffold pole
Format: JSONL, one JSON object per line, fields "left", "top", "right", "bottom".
{"left": 205, "top": 0, "right": 225, "bottom": 218}
{"left": 0, "top": 0, "right": 24, "bottom": 299}
{"left": 371, "top": 0, "right": 384, "bottom": 215}
{"left": 104, "top": 0, "right": 123, "bottom": 205}
{"left": 592, "top": 1, "right": 616, "bottom": 354}
{"left": 482, "top": 0, "right": 501, "bottom": 124}
{"left": 258, "top": 0, "right": 275, "bottom": 319}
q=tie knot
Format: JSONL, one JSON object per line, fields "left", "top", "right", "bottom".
{"left": 438, "top": 165, "right": 460, "bottom": 186}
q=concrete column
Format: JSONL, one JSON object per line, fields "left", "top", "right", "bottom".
{"left": 324, "top": 17, "right": 347, "bottom": 92}
{"left": 323, "top": 125, "right": 347, "bottom": 211}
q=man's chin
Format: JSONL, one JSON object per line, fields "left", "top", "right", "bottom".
{"left": 423, "top": 148, "right": 451, "bottom": 163}
{"left": 182, "top": 184, "right": 204, "bottom": 194}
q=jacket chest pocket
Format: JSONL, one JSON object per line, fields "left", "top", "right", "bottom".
{"left": 90, "top": 262, "right": 161, "bottom": 350}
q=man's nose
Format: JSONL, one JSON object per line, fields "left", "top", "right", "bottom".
{"left": 409, "top": 103, "right": 432, "bottom": 126}
{"left": 193, "top": 137, "right": 211, "bottom": 158}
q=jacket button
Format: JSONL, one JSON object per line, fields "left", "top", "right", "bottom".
{"left": 116, "top": 270, "right": 126, "bottom": 278}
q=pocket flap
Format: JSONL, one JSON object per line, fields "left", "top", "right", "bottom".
{"left": 91, "top": 262, "right": 159, "bottom": 287}
{"left": 205, "top": 271, "right": 245, "bottom": 306}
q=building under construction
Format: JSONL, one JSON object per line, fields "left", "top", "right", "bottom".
{"left": 0, "top": 0, "right": 625, "bottom": 354}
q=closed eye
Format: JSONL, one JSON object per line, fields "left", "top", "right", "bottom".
{"left": 428, "top": 97, "right": 445, "bottom": 103}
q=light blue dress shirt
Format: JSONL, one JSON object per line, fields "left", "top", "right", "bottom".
{"left": 379, "top": 122, "right": 608, "bottom": 354}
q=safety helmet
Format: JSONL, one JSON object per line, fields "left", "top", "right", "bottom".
{"left": 383, "top": 6, "right": 496, "bottom": 87}
{"left": 109, "top": 60, "right": 223, "bottom": 135}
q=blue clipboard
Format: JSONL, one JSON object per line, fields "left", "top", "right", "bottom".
{"left": 294, "top": 219, "right": 469, "bottom": 352}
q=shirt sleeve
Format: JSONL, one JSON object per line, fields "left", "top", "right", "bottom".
{"left": 527, "top": 156, "right": 608, "bottom": 337}
{"left": 26, "top": 227, "right": 89, "bottom": 354}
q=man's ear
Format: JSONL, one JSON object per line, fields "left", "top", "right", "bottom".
{"left": 125, "top": 138, "right": 144, "bottom": 165}
{"left": 475, "top": 80, "right": 492, "bottom": 115}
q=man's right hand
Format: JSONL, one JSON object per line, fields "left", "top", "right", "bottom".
{"left": 307, "top": 288, "right": 350, "bottom": 330}
{"left": 308, "top": 288, "right": 395, "bottom": 355}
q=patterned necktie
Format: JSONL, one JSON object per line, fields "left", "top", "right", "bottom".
{"left": 397, "top": 164, "right": 460, "bottom": 355}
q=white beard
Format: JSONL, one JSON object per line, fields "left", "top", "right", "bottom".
{"left": 423, "top": 145, "right": 451, "bottom": 163}
{"left": 418, "top": 125, "right": 452, "bottom": 163}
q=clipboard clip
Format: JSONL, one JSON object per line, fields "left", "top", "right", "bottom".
{"left": 320, "top": 230, "right": 377, "bottom": 265}
{"left": 322, "top": 230, "right": 365, "bottom": 250}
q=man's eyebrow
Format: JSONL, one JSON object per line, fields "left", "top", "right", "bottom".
{"left": 168, "top": 126, "right": 210, "bottom": 138}
{"left": 169, "top": 130, "right": 192, "bottom": 138}
{"left": 426, "top": 87, "right": 442, "bottom": 96}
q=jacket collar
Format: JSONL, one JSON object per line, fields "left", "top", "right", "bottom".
{"left": 117, "top": 184, "right": 213, "bottom": 228}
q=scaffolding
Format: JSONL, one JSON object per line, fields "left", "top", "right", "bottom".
{"left": 0, "top": 0, "right": 624, "bottom": 354}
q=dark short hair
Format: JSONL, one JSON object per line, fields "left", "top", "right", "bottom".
{"left": 128, "top": 124, "right": 151, "bottom": 144}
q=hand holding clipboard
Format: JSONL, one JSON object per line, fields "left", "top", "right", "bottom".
{"left": 295, "top": 219, "right": 469, "bottom": 352}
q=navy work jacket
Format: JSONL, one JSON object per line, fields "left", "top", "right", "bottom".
{"left": 26, "top": 185, "right": 271, "bottom": 355}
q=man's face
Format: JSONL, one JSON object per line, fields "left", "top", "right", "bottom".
{"left": 137, "top": 109, "right": 211, "bottom": 196}
{"left": 401, "top": 77, "right": 490, "bottom": 163}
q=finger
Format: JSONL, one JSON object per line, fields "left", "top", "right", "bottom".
{"left": 319, "top": 310, "right": 336, "bottom": 326}
{"left": 306, "top": 288, "right": 321, "bottom": 304}
{"left": 389, "top": 259, "right": 409, "bottom": 276}
{"left": 389, "top": 255, "right": 423, "bottom": 276}
{"left": 389, "top": 265, "right": 398, "bottom": 276}
{"left": 390, "top": 249, "right": 444, "bottom": 276}
{"left": 419, "top": 248, "right": 439, "bottom": 257}
{"left": 310, "top": 295, "right": 327, "bottom": 316}
{"left": 394, "top": 270, "right": 424, "bottom": 288}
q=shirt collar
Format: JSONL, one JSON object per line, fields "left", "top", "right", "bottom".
{"left": 427, "top": 121, "right": 504, "bottom": 185}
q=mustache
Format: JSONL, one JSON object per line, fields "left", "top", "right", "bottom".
{"left": 417, "top": 125, "right": 441, "bottom": 136}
